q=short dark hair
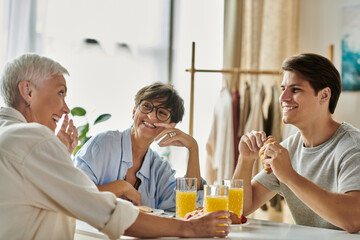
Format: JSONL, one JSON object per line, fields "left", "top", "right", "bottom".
{"left": 134, "top": 82, "right": 185, "bottom": 123}
{"left": 282, "top": 53, "right": 341, "bottom": 114}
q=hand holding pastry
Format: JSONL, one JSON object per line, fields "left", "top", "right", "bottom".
{"left": 238, "top": 131, "right": 267, "bottom": 161}
{"left": 258, "top": 136, "right": 277, "bottom": 174}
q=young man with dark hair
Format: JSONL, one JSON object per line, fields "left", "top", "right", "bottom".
{"left": 234, "top": 53, "right": 360, "bottom": 233}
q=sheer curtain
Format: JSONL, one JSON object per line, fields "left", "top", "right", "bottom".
{"left": 4, "top": 0, "right": 39, "bottom": 61}
{"left": 221, "top": 0, "right": 300, "bottom": 223}
{"left": 0, "top": 0, "right": 40, "bottom": 106}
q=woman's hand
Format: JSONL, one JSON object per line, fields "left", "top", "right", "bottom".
{"left": 239, "top": 130, "right": 267, "bottom": 160}
{"left": 124, "top": 210, "right": 231, "bottom": 238}
{"left": 186, "top": 211, "right": 231, "bottom": 238}
{"left": 119, "top": 180, "right": 142, "bottom": 206}
{"left": 153, "top": 123, "right": 197, "bottom": 151}
{"left": 98, "top": 180, "right": 142, "bottom": 206}
{"left": 56, "top": 114, "right": 78, "bottom": 154}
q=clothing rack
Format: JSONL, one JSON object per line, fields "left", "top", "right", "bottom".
{"left": 185, "top": 42, "right": 335, "bottom": 136}
{"left": 185, "top": 42, "right": 280, "bottom": 136}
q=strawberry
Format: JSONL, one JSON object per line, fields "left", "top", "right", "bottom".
{"left": 184, "top": 213, "right": 193, "bottom": 220}
{"left": 240, "top": 214, "right": 247, "bottom": 224}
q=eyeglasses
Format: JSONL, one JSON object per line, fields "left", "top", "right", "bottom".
{"left": 139, "top": 100, "right": 171, "bottom": 122}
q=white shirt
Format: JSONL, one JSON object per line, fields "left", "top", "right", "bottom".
{"left": 0, "top": 107, "right": 139, "bottom": 239}
{"left": 206, "top": 88, "right": 234, "bottom": 184}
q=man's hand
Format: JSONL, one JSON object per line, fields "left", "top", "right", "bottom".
{"left": 239, "top": 130, "right": 267, "bottom": 160}
{"left": 56, "top": 114, "right": 78, "bottom": 154}
{"left": 262, "top": 142, "right": 295, "bottom": 183}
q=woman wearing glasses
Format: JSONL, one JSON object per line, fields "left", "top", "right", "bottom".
{"left": 74, "top": 82, "right": 205, "bottom": 211}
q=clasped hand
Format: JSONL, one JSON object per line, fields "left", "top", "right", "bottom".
{"left": 239, "top": 130, "right": 294, "bottom": 182}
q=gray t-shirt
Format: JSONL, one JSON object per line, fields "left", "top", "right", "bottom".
{"left": 254, "top": 122, "right": 360, "bottom": 229}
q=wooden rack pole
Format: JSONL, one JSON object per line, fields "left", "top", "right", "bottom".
{"left": 186, "top": 42, "right": 281, "bottom": 136}
{"left": 189, "top": 42, "right": 196, "bottom": 136}
{"left": 327, "top": 44, "right": 334, "bottom": 63}
{"left": 186, "top": 68, "right": 280, "bottom": 75}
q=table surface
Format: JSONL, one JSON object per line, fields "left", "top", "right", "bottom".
{"left": 75, "top": 218, "right": 360, "bottom": 240}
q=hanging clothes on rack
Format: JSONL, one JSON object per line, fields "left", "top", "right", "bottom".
{"left": 206, "top": 87, "right": 234, "bottom": 185}
{"left": 265, "top": 85, "right": 282, "bottom": 141}
{"left": 238, "top": 82, "right": 251, "bottom": 138}
{"left": 232, "top": 90, "right": 240, "bottom": 167}
{"left": 243, "top": 80, "right": 265, "bottom": 177}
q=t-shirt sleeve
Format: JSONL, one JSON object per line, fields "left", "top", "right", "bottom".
{"left": 24, "top": 136, "right": 139, "bottom": 239}
{"left": 253, "top": 169, "right": 281, "bottom": 192}
{"left": 338, "top": 152, "right": 360, "bottom": 193}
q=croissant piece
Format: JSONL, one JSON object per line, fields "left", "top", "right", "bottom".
{"left": 258, "top": 136, "right": 277, "bottom": 174}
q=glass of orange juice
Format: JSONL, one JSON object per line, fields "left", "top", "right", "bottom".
{"left": 223, "top": 179, "right": 243, "bottom": 218}
{"left": 204, "top": 185, "right": 229, "bottom": 213}
{"left": 176, "top": 177, "right": 197, "bottom": 218}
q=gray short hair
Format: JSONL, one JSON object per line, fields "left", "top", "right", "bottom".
{"left": 0, "top": 53, "right": 69, "bottom": 108}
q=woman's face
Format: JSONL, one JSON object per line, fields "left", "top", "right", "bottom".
{"left": 132, "top": 98, "right": 172, "bottom": 140}
{"left": 28, "top": 75, "right": 70, "bottom": 132}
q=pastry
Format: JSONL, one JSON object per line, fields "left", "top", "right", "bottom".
{"left": 136, "top": 205, "right": 153, "bottom": 213}
{"left": 259, "top": 136, "right": 277, "bottom": 174}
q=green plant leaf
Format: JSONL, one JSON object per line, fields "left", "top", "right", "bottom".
{"left": 84, "top": 136, "right": 91, "bottom": 144}
{"left": 71, "top": 107, "right": 86, "bottom": 116}
{"left": 77, "top": 123, "right": 89, "bottom": 139}
{"left": 94, "top": 114, "right": 111, "bottom": 125}
{"left": 72, "top": 145, "right": 82, "bottom": 156}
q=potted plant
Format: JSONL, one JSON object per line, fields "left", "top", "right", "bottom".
{"left": 71, "top": 107, "right": 111, "bottom": 156}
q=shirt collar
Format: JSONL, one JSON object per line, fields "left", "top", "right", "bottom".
{"left": 122, "top": 128, "right": 133, "bottom": 163}
{"left": 0, "top": 107, "right": 27, "bottom": 123}
{"left": 138, "top": 149, "right": 152, "bottom": 180}
{"left": 124, "top": 127, "right": 152, "bottom": 180}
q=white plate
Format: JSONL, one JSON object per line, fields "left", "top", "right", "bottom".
{"left": 231, "top": 222, "right": 250, "bottom": 227}
{"left": 148, "top": 209, "right": 164, "bottom": 216}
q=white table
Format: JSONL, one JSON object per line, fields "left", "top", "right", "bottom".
{"left": 75, "top": 218, "right": 360, "bottom": 240}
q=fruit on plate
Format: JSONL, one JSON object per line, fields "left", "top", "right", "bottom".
{"left": 184, "top": 207, "right": 204, "bottom": 219}
{"left": 259, "top": 135, "right": 277, "bottom": 174}
{"left": 240, "top": 213, "right": 247, "bottom": 224}
{"left": 229, "top": 212, "right": 247, "bottom": 224}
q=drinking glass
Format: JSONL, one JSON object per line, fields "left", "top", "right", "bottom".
{"left": 204, "top": 185, "right": 229, "bottom": 213}
{"left": 223, "top": 179, "right": 243, "bottom": 217}
{"left": 176, "top": 177, "right": 197, "bottom": 218}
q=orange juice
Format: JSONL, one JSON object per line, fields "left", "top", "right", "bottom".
{"left": 228, "top": 188, "right": 243, "bottom": 217}
{"left": 204, "top": 195, "right": 228, "bottom": 212}
{"left": 176, "top": 191, "right": 197, "bottom": 218}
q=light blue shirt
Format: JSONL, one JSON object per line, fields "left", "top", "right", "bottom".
{"left": 74, "top": 128, "right": 205, "bottom": 211}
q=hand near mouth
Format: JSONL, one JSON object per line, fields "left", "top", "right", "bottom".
{"left": 56, "top": 114, "right": 79, "bottom": 154}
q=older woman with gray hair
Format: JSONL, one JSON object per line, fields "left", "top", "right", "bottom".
{"left": 0, "top": 53, "right": 230, "bottom": 239}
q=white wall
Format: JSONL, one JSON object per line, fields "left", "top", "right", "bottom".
{"left": 299, "top": 0, "right": 360, "bottom": 128}
{"left": 170, "top": 0, "right": 224, "bottom": 177}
